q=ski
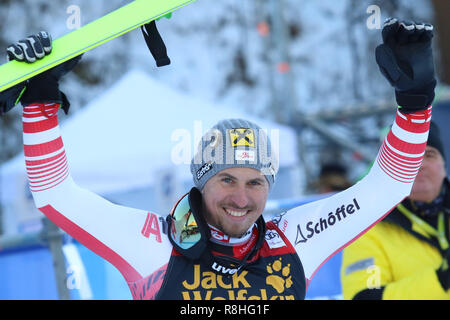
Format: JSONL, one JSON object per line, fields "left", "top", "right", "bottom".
{"left": 0, "top": 0, "right": 197, "bottom": 93}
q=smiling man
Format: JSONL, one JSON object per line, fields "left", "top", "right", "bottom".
{"left": 190, "top": 119, "right": 275, "bottom": 241}
{"left": 0, "top": 18, "right": 440, "bottom": 300}
{"left": 201, "top": 168, "right": 269, "bottom": 238}
{"left": 341, "top": 121, "right": 450, "bottom": 300}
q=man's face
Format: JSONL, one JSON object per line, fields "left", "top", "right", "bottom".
{"left": 201, "top": 167, "right": 269, "bottom": 238}
{"left": 410, "top": 146, "right": 447, "bottom": 202}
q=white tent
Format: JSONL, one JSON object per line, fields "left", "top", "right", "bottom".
{"left": 0, "top": 70, "right": 300, "bottom": 232}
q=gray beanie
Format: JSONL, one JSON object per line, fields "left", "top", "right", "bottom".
{"left": 190, "top": 119, "right": 279, "bottom": 190}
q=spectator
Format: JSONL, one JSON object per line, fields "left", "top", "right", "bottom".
{"left": 340, "top": 121, "right": 450, "bottom": 300}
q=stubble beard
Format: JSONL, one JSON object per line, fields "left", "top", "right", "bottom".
{"left": 203, "top": 206, "right": 256, "bottom": 239}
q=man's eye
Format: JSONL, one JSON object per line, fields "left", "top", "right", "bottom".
{"left": 222, "top": 177, "right": 233, "bottom": 183}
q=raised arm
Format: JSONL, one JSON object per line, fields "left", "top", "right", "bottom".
{"left": 276, "top": 107, "right": 431, "bottom": 281}
{"left": 272, "top": 19, "right": 437, "bottom": 284}
{"left": 1, "top": 33, "right": 172, "bottom": 285}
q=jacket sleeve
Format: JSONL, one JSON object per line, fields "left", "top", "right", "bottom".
{"left": 340, "top": 225, "right": 450, "bottom": 300}
{"left": 272, "top": 107, "right": 433, "bottom": 284}
{"left": 22, "top": 103, "right": 172, "bottom": 284}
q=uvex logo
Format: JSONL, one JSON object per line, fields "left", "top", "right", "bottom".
{"left": 211, "top": 262, "right": 239, "bottom": 275}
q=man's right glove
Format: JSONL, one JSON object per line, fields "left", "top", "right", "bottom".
{"left": 0, "top": 31, "right": 81, "bottom": 116}
{"left": 436, "top": 249, "right": 450, "bottom": 292}
{"left": 375, "top": 18, "right": 436, "bottom": 114}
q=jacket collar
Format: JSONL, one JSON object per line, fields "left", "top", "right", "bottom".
{"left": 383, "top": 177, "right": 450, "bottom": 251}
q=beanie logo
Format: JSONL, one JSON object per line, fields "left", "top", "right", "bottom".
{"left": 235, "top": 150, "right": 256, "bottom": 162}
{"left": 196, "top": 162, "right": 213, "bottom": 180}
{"left": 229, "top": 129, "right": 255, "bottom": 147}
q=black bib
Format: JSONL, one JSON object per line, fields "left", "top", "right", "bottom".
{"left": 155, "top": 221, "right": 306, "bottom": 300}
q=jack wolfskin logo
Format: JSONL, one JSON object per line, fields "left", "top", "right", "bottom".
{"left": 180, "top": 262, "right": 296, "bottom": 300}
{"left": 266, "top": 258, "right": 292, "bottom": 294}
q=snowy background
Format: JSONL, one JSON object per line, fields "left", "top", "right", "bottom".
{"left": 0, "top": 0, "right": 444, "bottom": 301}
{"left": 0, "top": 0, "right": 435, "bottom": 180}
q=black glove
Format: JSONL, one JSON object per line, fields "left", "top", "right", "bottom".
{"left": 0, "top": 84, "right": 27, "bottom": 116}
{"left": 436, "top": 249, "right": 450, "bottom": 291}
{"left": 375, "top": 18, "right": 436, "bottom": 113}
{"left": 0, "top": 31, "right": 81, "bottom": 116}
{"left": 6, "top": 31, "right": 52, "bottom": 63}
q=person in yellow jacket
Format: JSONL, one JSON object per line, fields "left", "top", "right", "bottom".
{"left": 341, "top": 121, "right": 450, "bottom": 300}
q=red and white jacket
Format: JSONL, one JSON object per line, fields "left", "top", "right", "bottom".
{"left": 22, "top": 102, "right": 432, "bottom": 299}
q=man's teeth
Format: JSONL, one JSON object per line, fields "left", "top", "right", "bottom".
{"left": 225, "top": 209, "right": 248, "bottom": 217}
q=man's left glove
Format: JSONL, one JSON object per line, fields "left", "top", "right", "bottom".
{"left": 0, "top": 31, "right": 81, "bottom": 116}
{"left": 375, "top": 18, "right": 436, "bottom": 113}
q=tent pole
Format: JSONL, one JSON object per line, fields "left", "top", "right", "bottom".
{"left": 0, "top": 218, "right": 71, "bottom": 300}
{"left": 41, "top": 218, "right": 71, "bottom": 300}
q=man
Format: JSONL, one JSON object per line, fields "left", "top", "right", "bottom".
{"left": 341, "top": 121, "right": 450, "bottom": 300}
{"left": 0, "top": 19, "right": 438, "bottom": 300}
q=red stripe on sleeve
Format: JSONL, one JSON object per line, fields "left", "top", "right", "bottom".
{"left": 380, "top": 143, "right": 422, "bottom": 166}
{"left": 381, "top": 142, "right": 423, "bottom": 163}
{"left": 25, "top": 150, "right": 65, "bottom": 167}
{"left": 23, "top": 103, "right": 60, "bottom": 119}
{"left": 23, "top": 117, "right": 58, "bottom": 133}
{"left": 377, "top": 157, "right": 415, "bottom": 183}
{"left": 377, "top": 155, "right": 417, "bottom": 179}
{"left": 395, "top": 108, "right": 432, "bottom": 133}
{"left": 386, "top": 131, "right": 427, "bottom": 155}
{"left": 24, "top": 137, "right": 64, "bottom": 157}
{"left": 395, "top": 116, "right": 429, "bottom": 133}
{"left": 26, "top": 153, "right": 67, "bottom": 173}
{"left": 27, "top": 157, "right": 68, "bottom": 181}
{"left": 29, "top": 169, "right": 70, "bottom": 192}
{"left": 378, "top": 150, "right": 420, "bottom": 175}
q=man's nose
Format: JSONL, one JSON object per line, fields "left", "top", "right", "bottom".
{"left": 229, "top": 186, "right": 250, "bottom": 208}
